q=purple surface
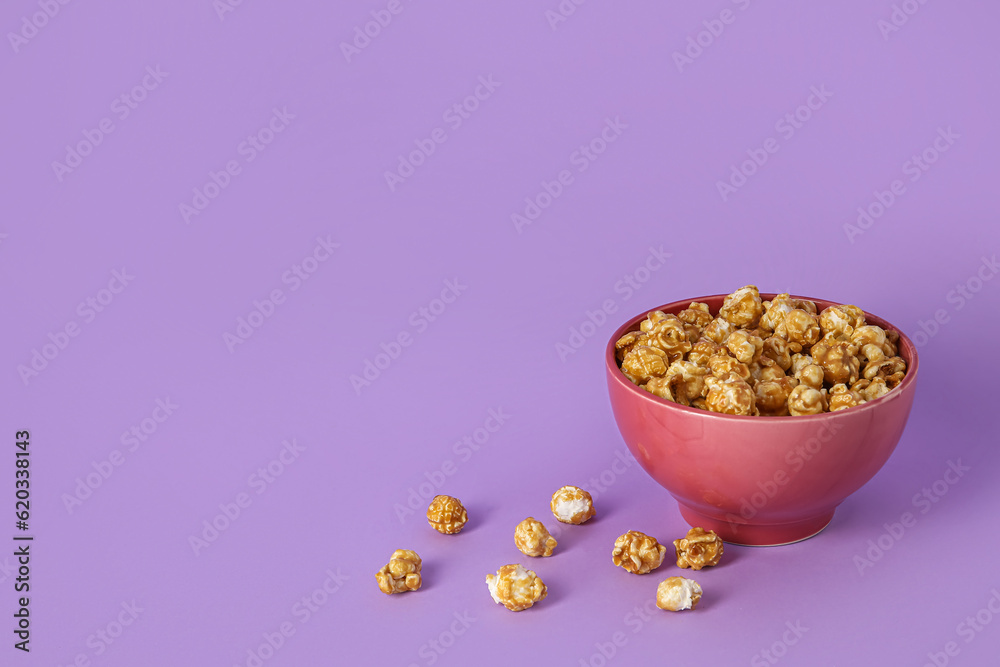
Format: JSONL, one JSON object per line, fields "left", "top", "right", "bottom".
{"left": 3, "top": 0, "right": 1000, "bottom": 665}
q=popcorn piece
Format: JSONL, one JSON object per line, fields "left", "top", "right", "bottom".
{"left": 811, "top": 338, "right": 861, "bottom": 385}
{"left": 674, "top": 527, "right": 724, "bottom": 570}
{"left": 678, "top": 301, "right": 714, "bottom": 329}
{"left": 486, "top": 564, "right": 547, "bottom": 611}
{"left": 719, "top": 285, "right": 763, "bottom": 327}
{"left": 828, "top": 383, "right": 862, "bottom": 412}
{"left": 612, "top": 530, "right": 667, "bottom": 574}
{"left": 644, "top": 315, "right": 692, "bottom": 362}
{"left": 707, "top": 353, "right": 751, "bottom": 381}
{"left": 621, "top": 345, "right": 668, "bottom": 384}
{"left": 656, "top": 577, "right": 703, "bottom": 612}
{"left": 426, "top": 495, "right": 468, "bottom": 534}
{"left": 664, "top": 360, "right": 709, "bottom": 405}
{"left": 688, "top": 338, "right": 723, "bottom": 366}
{"left": 726, "top": 329, "right": 764, "bottom": 364}
{"left": 704, "top": 373, "right": 756, "bottom": 416}
{"left": 376, "top": 549, "right": 422, "bottom": 594}
{"left": 761, "top": 335, "right": 793, "bottom": 370}
{"left": 640, "top": 310, "right": 669, "bottom": 332}
{"left": 787, "top": 385, "right": 827, "bottom": 416}
{"left": 782, "top": 308, "right": 821, "bottom": 350}
{"left": 818, "top": 305, "right": 855, "bottom": 340}
{"left": 615, "top": 331, "right": 648, "bottom": 363}
{"left": 702, "top": 317, "right": 735, "bottom": 345}
{"left": 515, "top": 517, "right": 558, "bottom": 557}
{"left": 755, "top": 376, "right": 798, "bottom": 415}
{"left": 551, "top": 485, "right": 596, "bottom": 524}
{"left": 760, "top": 294, "right": 795, "bottom": 332}
{"left": 749, "top": 357, "right": 786, "bottom": 384}
{"left": 861, "top": 377, "right": 890, "bottom": 401}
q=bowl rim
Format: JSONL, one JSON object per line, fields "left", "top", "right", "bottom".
{"left": 605, "top": 293, "right": 920, "bottom": 421}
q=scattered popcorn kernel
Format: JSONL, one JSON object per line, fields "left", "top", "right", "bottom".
{"left": 427, "top": 495, "right": 468, "bottom": 534}
{"left": 674, "top": 527, "right": 724, "bottom": 570}
{"left": 376, "top": 549, "right": 422, "bottom": 594}
{"left": 551, "top": 485, "right": 596, "bottom": 524}
{"left": 657, "top": 576, "right": 703, "bottom": 612}
{"left": 515, "top": 517, "right": 558, "bottom": 558}
{"left": 612, "top": 530, "right": 667, "bottom": 574}
{"left": 486, "top": 564, "right": 547, "bottom": 611}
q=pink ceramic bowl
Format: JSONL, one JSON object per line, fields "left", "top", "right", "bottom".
{"left": 605, "top": 294, "right": 919, "bottom": 546}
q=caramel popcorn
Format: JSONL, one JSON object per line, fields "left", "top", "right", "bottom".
{"left": 615, "top": 331, "right": 648, "bottom": 362}
{"left": 674, "top": 527, "right": 723, "bottom": 570}
{"left": 656, "top": 577, "right": 703, "bottom": 612}
{"left": 612, "top": 531, "right": 667, "bottom": 574}
{"left": 426, "top": 495, "right": 468, "bottom": 534}
{"left": 787, "top": 384, "right": 827, "bottom": 416}
{"left": 719, "top": 285, "right": 763, "bottom": 327}
{"left": 617, "top": 288, "right": 908, "bottom": 415}
{"left": 486, "top": 564, "right": 547, "bottom": 611}
{"left": 376, "top": 549, "right": 422, "bottom": 594}
{"left": 726, "top": 329, "right": 764, "bottom": 364}
{"left": 704, "top": 373, "right": 756, "bottom": 416}
{"left": 644, "top": 315, "right": 692, "bottom": 362}
{"left": 621, "top": 345, "right": 668, "bottom": 384}
{"left": 514, "top": 518, "right": 557, "bottom": 558}
{"left": 551, "top": 485, "right": 595, "bottom": 524}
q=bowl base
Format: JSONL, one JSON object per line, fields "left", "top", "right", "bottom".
{"left": 677, "top": 504, "right": 835, "bottom": 547}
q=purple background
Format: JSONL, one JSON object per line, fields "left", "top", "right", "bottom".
{"left": 3, "top": 0, "right": 999, "bottom": 665}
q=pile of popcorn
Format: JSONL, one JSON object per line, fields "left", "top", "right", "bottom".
{"left": 376, "top": 487, "right": 721, "bottom": 613}
{"left": 616, "top": 286, "right": 908, "bottom": 416}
